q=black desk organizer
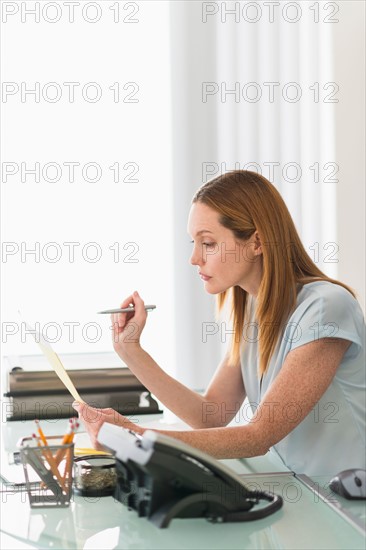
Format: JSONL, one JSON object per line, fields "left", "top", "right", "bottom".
{"left": 98, "top": 426, "right": 283, "bottom": 528}
{"left": 4, "top": 367, "right": 162, "bottom": 420}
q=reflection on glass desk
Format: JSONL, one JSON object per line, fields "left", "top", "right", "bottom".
{"left": 1, "top": 416, "right": 365, "bottom": 550}
{"left": 296, "top": 474, "right": 366, "bottom": 536}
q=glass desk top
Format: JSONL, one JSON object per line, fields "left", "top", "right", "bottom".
{"left": 1, "top": 473, "right": 365, "bottom": 550}
{"left": 1, "top": 417, "right": 365, "bottom": 550}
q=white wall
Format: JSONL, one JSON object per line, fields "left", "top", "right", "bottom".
{"left": 333, "top": 1, "right": 365, "bottom": 312}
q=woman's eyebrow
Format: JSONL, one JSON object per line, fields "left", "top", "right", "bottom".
{"left": 187, "top": 229, "right": 213, "bottom": 237}
{"left": 191, "top": 230, "right": 214, "bottom": 236}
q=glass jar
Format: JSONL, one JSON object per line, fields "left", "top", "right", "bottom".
{"left": 73, "top": 455, "right": 117, "bottom": 497}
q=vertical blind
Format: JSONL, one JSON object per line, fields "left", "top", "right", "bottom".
{"left": 170, "top": 1, "right": 342, "bottom": 389}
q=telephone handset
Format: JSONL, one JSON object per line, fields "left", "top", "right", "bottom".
{"left": 98, "top": 423, "right": 283, "bottom": 528}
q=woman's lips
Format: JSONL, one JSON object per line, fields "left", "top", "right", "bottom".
{"left": 199, "top": 272, "right": 212, "bottom": 281}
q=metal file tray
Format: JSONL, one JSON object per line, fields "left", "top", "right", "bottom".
{"left": 3, "top": 367, "right": 162, "bottom": 421}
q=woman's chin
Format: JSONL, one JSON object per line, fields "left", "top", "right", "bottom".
{"left": 203, "top": 281, "right": 226, "bottom": 295}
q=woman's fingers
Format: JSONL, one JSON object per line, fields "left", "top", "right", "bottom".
{"left": 110, "top": 291, "right": 147, "bottom": 355}
{"left": 73, "top": 402, "right": 132, "bottom": 431}
{"left": 110, "top": 291, "right": 146, "bottom": 332}
{"left": 132, "top": 290, "right": 145, "bottom": 314}
{"left": 72, "top": 402, "right": 113, "bottom": 448}
{"left": 110, "top": 296, "right": 133, "bottom": 331}
{"left": 73, "top": 402, "right": 100, "bottom": 424}
{"left": 130, "top": 291, "right": 147, "bottom": 327}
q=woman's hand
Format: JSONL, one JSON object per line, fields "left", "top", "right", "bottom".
{"left": 111, "top": 290, "right": 147, "bottom": 360}
{"left": 72, "top": 401, "right": 143, "bottom": 450}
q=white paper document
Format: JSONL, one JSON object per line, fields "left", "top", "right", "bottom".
{"left": 26, "top": 323, "right": 85, "bottom": 403}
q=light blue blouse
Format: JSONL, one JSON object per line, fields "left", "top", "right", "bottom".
{"left": 240, "top": 281, "right": 366, "bottom": 476}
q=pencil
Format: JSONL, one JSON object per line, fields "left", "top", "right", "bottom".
{"left": 61, "top": 444, "right": 73, "bottom": 489}
{"left": 34, "top": 419, "right": 49, "bottom": 447}
{"left": 74, "top": 447, "right": 113, "bottom": 456}
{"left": 31, "top": 434, "right": 62, "bottom": 497}
{"left": 35, "top": 420, "right": 67, "bottom": 493}
{"left": 53, "top": 419, "right": 78, "bottom": 467}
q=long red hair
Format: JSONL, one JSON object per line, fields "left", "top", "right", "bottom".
{"left": 192, "top": 170, "right": 356, "bottom": 375}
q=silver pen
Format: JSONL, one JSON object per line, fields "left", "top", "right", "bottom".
{"left": 98, "top": 305, "right": 156, "bottom": 314}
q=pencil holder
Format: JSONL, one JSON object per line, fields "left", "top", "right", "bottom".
{"left": 19, "top": 435, "right": 74, "bottom": 508}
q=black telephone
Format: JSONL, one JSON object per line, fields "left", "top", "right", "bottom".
{"left": 97, "top": 424, "right": 283, "bottom": 528}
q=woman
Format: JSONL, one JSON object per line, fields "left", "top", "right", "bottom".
{"left": 74, "top": 170, "right": 365, "bottom": 475}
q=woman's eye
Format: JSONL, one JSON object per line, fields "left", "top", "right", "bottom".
{"left": 189, "top": 240, "right": 215, "bottom": 248}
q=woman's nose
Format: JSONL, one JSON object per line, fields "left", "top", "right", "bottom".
{"left": 190, "top": 247, "right": 203, "bottom": 266}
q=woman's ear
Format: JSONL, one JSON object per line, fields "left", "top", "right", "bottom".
{"left": 253, "top": 231, "right": 263, "bottom": 256}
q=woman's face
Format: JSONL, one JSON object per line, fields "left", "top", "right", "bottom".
{"left": 187, "top": 202, "right": 263, "bottom": 296}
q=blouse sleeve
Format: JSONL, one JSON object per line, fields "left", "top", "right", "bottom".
{"left": 284, "top": 283, "right": 365, "bottom": 357}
